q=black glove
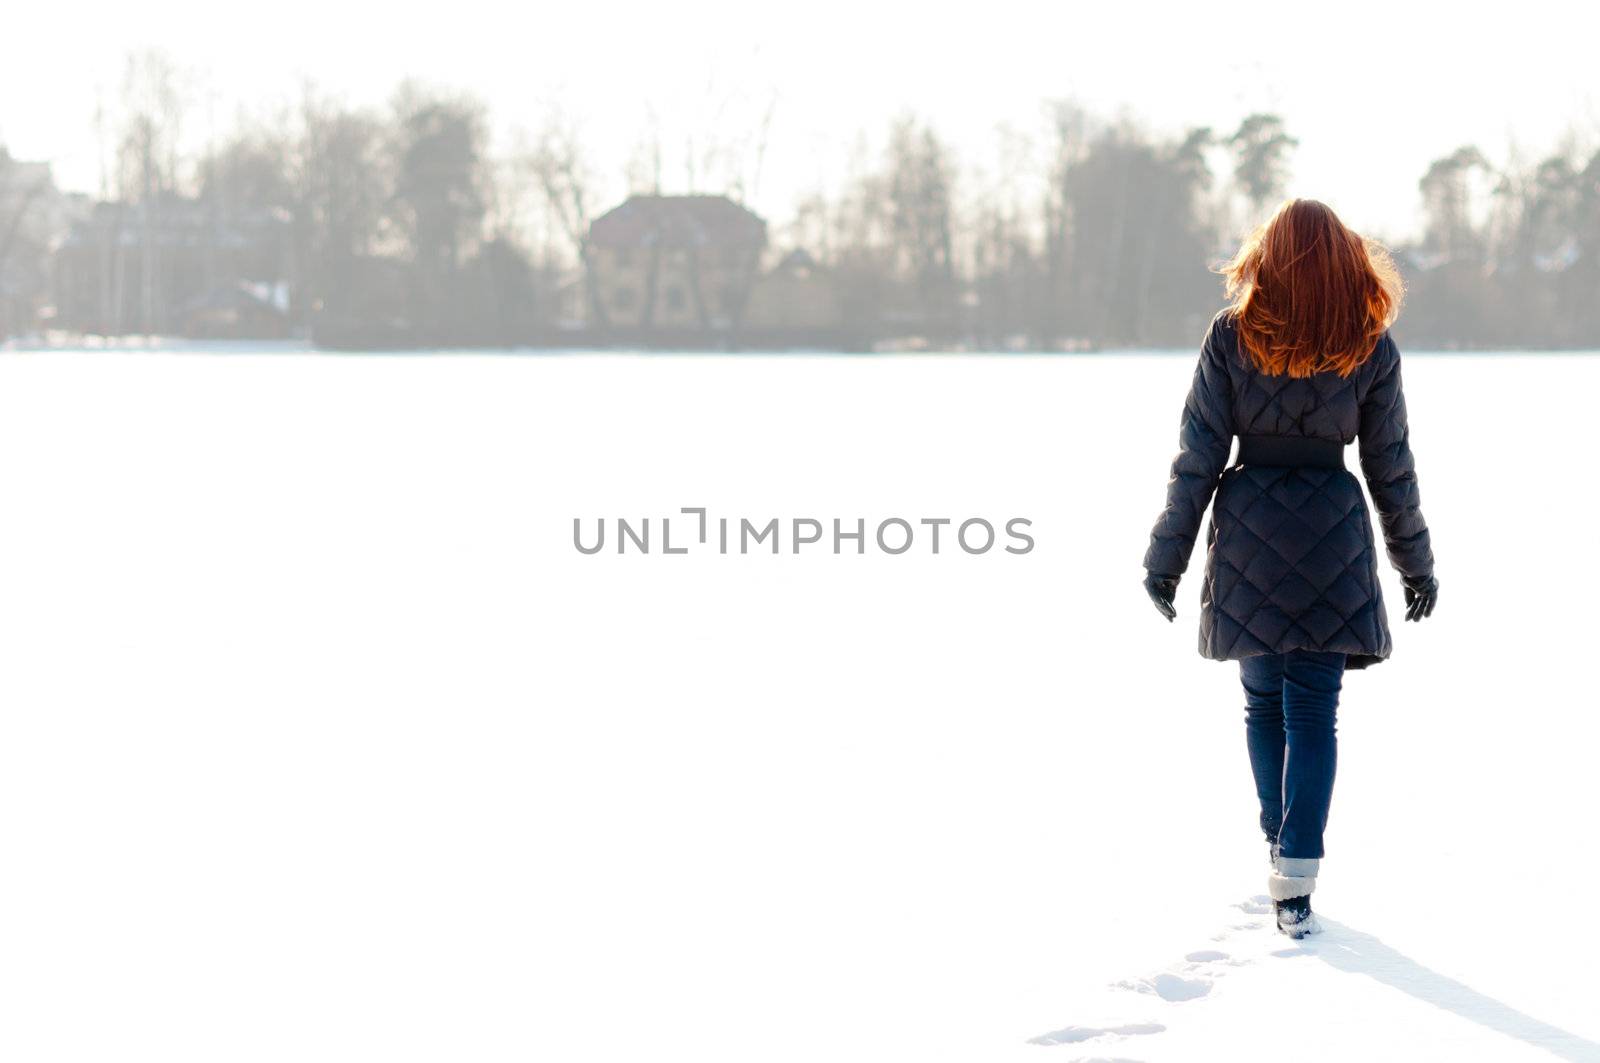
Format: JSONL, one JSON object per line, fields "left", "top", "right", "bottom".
{"left": 1144, "top": 571, "right": 1180, "bottom": 622}
{"left": 1402, "top": 573, "right": 1438, "bottom": 622}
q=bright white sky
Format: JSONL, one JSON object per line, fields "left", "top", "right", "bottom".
{"left": 5, "top": 0, "right": 1596, "bottom": 243}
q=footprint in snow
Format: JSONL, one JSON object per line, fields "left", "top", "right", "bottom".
{"left": 1029, "top": 899, "right": 1280, "bottom": 1048}
{"left": 1116, "top": 971, "right": 1213, "bottom": 1002}
{"left": 1184, "top": 949, "right": 1230, "bottom": 963}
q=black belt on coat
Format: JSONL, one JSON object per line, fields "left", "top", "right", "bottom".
{"left": 1236, "top": 434, "right": 1346, "bottom": 470}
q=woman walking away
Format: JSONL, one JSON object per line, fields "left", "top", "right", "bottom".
{"left": 1142, "top": 199, "right": 1439, "bottom": 939}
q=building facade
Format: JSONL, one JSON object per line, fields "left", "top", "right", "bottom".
{"left": 742, "top": 248, "right": 847, "bottom": 347}
{"left": 585, "top": 195, "right": 767, "bottom": 343}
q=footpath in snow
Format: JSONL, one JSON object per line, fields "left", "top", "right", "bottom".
{"left": 1025, "top": 895, "right": 1600, "bottom": 1062}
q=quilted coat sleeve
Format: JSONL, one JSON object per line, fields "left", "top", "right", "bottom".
{"left": 1143, "top": 315, "right": 1235, "bottom": 577}
{"left": 1357, "top": 335, "right": 1435, "bottom": 581}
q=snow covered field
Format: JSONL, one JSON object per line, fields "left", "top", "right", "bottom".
{"left": 1, "top": 348, "right": 1596, "bottom": 1062}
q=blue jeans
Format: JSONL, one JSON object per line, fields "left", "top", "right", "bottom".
{"left": 1240, "top": 650, "right": 1345, "bottom": 860}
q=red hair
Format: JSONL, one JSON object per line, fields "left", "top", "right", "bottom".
{"left": 1222, "top": 198, "right": 1403, "bottom": 378}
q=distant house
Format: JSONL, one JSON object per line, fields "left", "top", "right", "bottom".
{"left": 585, "top": 194, "right": 766, "bottom": 344}
{"left": 744, "top": 248, "right": 849, "bottom": 348}
{"left": 180, "top": 280, "right": 291, "bottom": 340}
{"left": 53, "top": 194, "right": 292, "bottom": 338}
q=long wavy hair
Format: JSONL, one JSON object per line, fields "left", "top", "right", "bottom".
{"left": 1222, "top": 198, "right": 1403, "bottom": 378}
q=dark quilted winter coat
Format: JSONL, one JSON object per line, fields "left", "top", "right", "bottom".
{"left": 1144, "top": 309, "right": 1434, "bottom": 669}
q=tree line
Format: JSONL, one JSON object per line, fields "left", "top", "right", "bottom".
{"left": 2, "top": 52, "right": 1599, "bottom": 349}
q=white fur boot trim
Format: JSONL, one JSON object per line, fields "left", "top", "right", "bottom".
{"left": 1268, "top": 872, "right": 1316, "bottom": 900}
{"left": 1268, "top": 854, "right": 1319, "bottom": 899}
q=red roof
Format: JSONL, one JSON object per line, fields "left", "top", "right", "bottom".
{"left": 588, "top": 194, "right": 766, "bottom": 249}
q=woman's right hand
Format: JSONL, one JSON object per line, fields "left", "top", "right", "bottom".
{"left": 1144, "top": 571, "right": 1180, "bottom": 622}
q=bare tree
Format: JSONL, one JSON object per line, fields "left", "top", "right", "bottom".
{"left": 1042, "top": 100, "right": 1090, "bottom": 343}
{"left": 964, "top": 123, "right": 1044, "bottom": 347}
{"left": 525, "top": 110, "right": 611, "bottom": 331}
{"left": 885, "top": 115, "right": 957, "bottom": 332}
{"left": 113, "top": 50, "right": 189, "bottom": 335}
{"left": 682, "top": 72, "right": 775, "bottom": 198}
{"left": 293, "top": 88, "right": 388, "bottom": 328}
{"left": 625, "top": 107, "right": 665, "bottom": 196}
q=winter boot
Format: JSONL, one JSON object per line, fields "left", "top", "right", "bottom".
{"left": 1273, "top": 894, "right": 1320, "bottom": 938}
{"left": 1268, "top": 855, "right": 1322, "bottom": 938}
